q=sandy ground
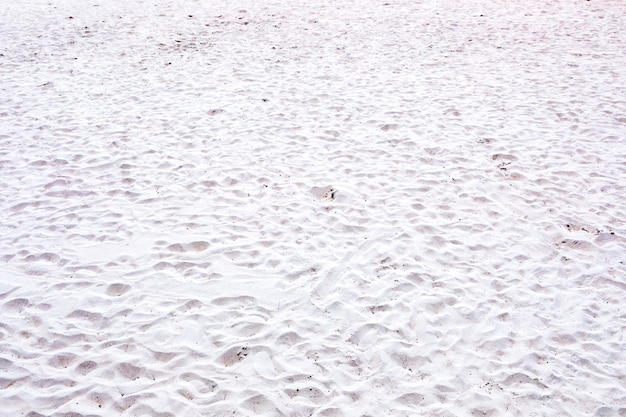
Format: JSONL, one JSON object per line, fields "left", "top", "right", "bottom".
{"left": 1, "top": 0, "right": 626, "bottom": 416}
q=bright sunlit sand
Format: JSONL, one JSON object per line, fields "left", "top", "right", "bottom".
{"left": 1, "top": 0, "right": 625, "bottom": 416}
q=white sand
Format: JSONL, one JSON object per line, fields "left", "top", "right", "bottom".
{"left": 1, "top": 0, "right": 625, "bottom": 415}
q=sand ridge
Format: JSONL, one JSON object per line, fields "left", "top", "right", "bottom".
{"left": 1, "top": 0, "right": 626, "bottom": 416}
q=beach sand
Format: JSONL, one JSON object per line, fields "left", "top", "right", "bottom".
{"left": 1, "top": 0, "right": 625, "bottom": 415}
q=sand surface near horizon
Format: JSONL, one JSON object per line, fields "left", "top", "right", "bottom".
{"left": 1, "top": 0, "right": 625, "bottom": 416}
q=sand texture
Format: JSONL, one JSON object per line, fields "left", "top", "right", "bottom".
{"left": 1, "top": 0, "right": 626, "bottom": 416}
